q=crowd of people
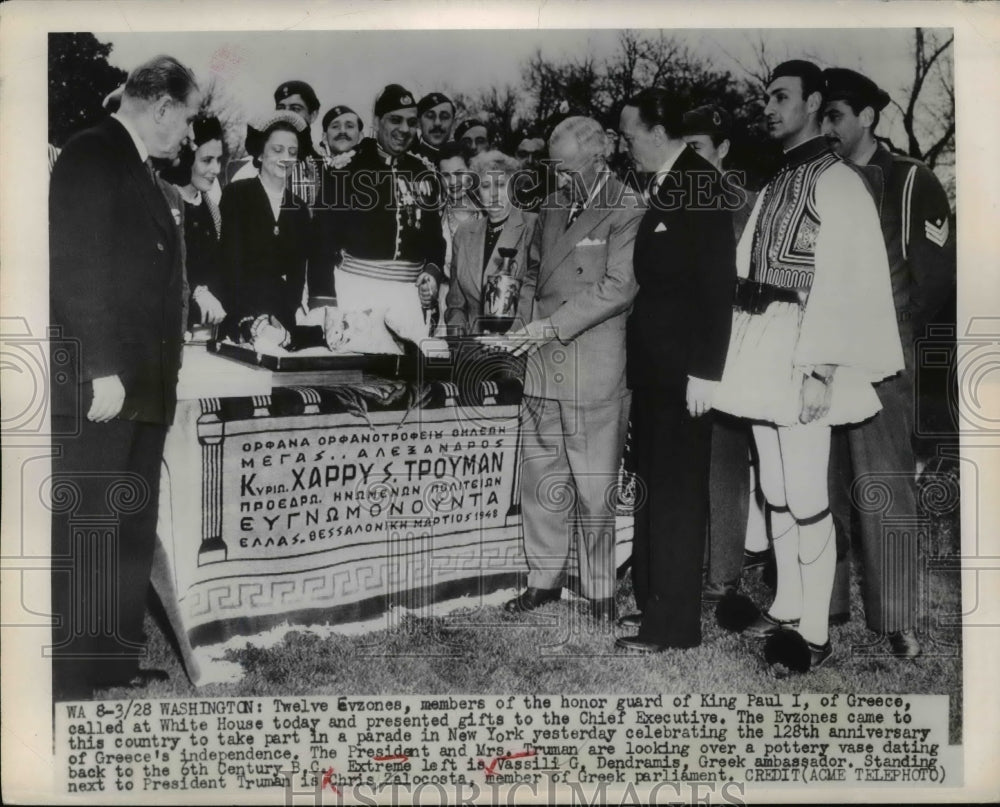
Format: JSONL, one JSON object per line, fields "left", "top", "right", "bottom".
{"left": 48, "top": 51, "right": 955, "bottom": 697}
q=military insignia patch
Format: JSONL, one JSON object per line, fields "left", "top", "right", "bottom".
{"left": 925, "top": 218, "right": 949, "bottom": 247}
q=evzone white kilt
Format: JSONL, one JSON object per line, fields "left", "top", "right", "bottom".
{"left": 712, "top": 301, "right": 885, "bottom": 428}
{"left": 333, "top": 252, "right": 429, "bottom": 355}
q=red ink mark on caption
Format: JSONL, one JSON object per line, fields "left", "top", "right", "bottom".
{"left": 482, "top": 750, "right": 536, "bottom": 779}
{"left": 373, "top": 754, "right": 410, "bottom": 763}
{"left": 321, "top": 766, "right": 341, "bottom": 795}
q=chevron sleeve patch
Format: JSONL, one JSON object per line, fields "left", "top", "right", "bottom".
{"left": 925, "top": 217, "right": 949, "bottom": 247}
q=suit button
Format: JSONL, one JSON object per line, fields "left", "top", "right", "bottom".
{"left": 576, "top": 267, "right": 583, "bottom": 274}
{"left": 157, "top": 243, "right": 165, "bottom": 252}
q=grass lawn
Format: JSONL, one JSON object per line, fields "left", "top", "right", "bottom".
{"left": 102, "top": 499, "right": 962, "bottom": 745}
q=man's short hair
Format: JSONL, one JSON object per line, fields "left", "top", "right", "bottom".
{"left": 769, "top": 59, "right": 825, "bottom": 102}
{"left": 624, "top": 88, "right": 685, "bottom": 139}
{"left": 123, "top": 55, "right": 198, "bottom": 105}
{"left": 549, "top": 116, "right": 607, "bottom": 163}
{"left": 470, "top": 150, "right": 521, "bottom": 178}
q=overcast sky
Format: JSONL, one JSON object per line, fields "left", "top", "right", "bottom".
{"left": 97, "top": 28, "right": 948, "bottom": 147}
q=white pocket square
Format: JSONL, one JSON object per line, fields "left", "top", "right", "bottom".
{"left": 576, "top": 237, "right": 606, "bottom": 247}
{"left": 654, "top": 222, "right": 668, "bottom": 233}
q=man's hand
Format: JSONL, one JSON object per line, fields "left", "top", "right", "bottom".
{"left": 88, "top": 375, "right": 126, "bottom": 422}
{"left": 193, "top": 286, "right": 226, "bottom": 324}
{"left": 799, "top": 365, "right": 835, "bottom": 424}
{"left": 686, "top": 376, "right": 718, "bottom": 417}
{"left": 483, "top": 317, "right": 554, "bottom": 357}
{"left": 416, "top": 272, "right": 439, "bottom": 307}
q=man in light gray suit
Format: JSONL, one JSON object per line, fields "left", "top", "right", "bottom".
{"left": 497, "top": 116, "right": 644, "bottom": 622}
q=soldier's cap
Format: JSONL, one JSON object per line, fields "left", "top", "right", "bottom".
{"left": 455, "top": 119, "right": 489, "bottom": 141}
{"left": 682, "top": 105, "right": 733, "bottom": 138}
{"left": 245, "top": 111, "right": 307, "bottom": 158}
{"left": 417, "top": 92, "right": 454, "bottom": 116}
{"left": 768, "top": 60, "right": 824, "bottom": 93}
{"left": 374, "top": 84, "right": 417, "bottom": 117}
{"left": 274, "top": 80, "right": 320, "bottom": 113}
{"left": 823, "top": 67, "right": 891, "bottom": 112}
{"left": 322, "top": 105, "right": 362, "bottom": 131}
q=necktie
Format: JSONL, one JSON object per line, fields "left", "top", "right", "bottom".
{"left": 566, "top": 201, "right": 582, "bottom": 230}
{"left": 145, "top": 158, "right": 158, "bottom": 184}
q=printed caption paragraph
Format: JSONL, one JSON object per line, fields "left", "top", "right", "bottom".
{"left": 57, "top": 693, "right": 959, "bottom": 795}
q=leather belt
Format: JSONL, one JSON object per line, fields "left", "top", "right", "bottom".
{"left": 733, "top": 278, "right": 807, "bottom": 315}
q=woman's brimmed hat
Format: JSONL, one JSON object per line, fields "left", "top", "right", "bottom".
{"left": 245, "top": 111, "right": 307, "bottom": 158}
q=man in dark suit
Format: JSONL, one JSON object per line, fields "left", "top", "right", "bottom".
{"left": 49, "top": 55, "right": 201, "bottom": 698}
{"left": 615, "top": 88, "right": 737, "bottom": 652}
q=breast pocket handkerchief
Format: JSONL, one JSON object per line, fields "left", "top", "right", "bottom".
{"left": 654, "top": 222, "right": 668, "bottom": 233}
{"left": 576, "top": 236, "right": 607, "bottom": 247}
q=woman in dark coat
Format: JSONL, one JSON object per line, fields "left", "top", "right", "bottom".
{"left": 163, "top": 116, "right": 227, "bottom": 329}
{"left": 219, "top": 111, "right": 312, "bottom": 340}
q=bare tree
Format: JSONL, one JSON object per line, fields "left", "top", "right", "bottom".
{"left": 473, "top": 84, "right": 522, "bottom": 147}
{"left": 521, "top": 49, "right": 602, "bottom": 122}
{"left": 891, "top": 27, "right": 954, "bottom": 169}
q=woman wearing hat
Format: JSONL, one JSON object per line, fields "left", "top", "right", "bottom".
{"left": 219, "top": 111, "right": 312, "bottom": 340}
{"left": 162, "top": 117, "right": 227, "bottom": 330}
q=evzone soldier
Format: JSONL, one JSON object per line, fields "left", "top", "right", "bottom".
{"left": 309, "top": 83, "right": 446, "bottom": 343}
{"left": 820, "top": 67, "right": 957, "bottom": 658}
{"left": 712, "top": 60, "right": 903, "bottom": 674}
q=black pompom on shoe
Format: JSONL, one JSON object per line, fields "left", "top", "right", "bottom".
{"left": 764, "top": 630, "right": 832, "bottom": 677}
{"left": 716, "top": 592, "right": 761, "bottom": 632}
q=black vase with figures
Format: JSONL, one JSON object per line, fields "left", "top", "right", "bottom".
{"left": 480, "top": 247, "right": 522, "bottom": 335}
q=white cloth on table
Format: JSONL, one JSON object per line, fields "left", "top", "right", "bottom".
{"left": 713, "top": 161, "right": 904, "bottom": 427}
{"left": 333, "top": 266, "right": 427, "bottom": 355}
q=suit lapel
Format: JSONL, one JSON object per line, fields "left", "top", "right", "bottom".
{"left": 108, "top": 119, "right": 175, "bottom": 239}
{"left": 540, "top": 175, "right": 620, "bottom": 288}
{"left": 468, "top": 215, "right": 488, "bottom": 272}
{"left": 645, "top": 148, "right": 699, "bottom": 232}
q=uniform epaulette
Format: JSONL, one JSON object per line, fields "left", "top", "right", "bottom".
{"left": 887, "top": 151, "right": 926, "bottom": 170}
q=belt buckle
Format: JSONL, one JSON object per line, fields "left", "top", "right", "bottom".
{"left": 749, "top": 282, "right": 766, "bottom": 315}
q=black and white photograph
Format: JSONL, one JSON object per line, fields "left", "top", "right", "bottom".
{"left": 2, "top": 1, "right": 998, "bottom": 804}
